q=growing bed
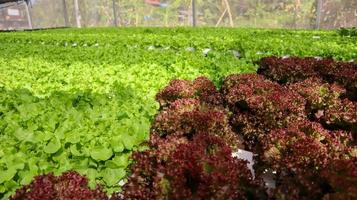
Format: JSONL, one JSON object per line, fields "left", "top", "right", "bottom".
{"left": 0, "top": 28, "right": 356, "bottom": 200}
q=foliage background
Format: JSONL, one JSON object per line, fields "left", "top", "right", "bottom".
{"left": 0, "top": 0, "right": 356, "bottom": 30}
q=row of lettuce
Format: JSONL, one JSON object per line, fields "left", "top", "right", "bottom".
{"left": 9, "top": 56, "right": 356, "bottom": 200}
{"left": 1, "top": 28, "right": 357, "bottom": 61}
{"left": 0, "top": 28, "right": 356, "bottom": 199}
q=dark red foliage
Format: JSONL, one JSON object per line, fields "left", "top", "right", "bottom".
{"left": 272, "top": 171, "right": 328, "bottom": 200}
{"left": 335, "top": 68, "right": 357, "bottom": 101}
{"left": 151, "top": 74, "right": 356, "bottom": 200}
{"left": 257, "top": 56, "right": 318, "bottom": 84}
{"left": 156, "top": 77, "right": 223, "bottom": 108}
{"left": 314, "top": 59, "right": 357, "bottom": 89}
{"left": 272, "top": 158, "right": 357, "bottom": 200}
{"left": 152, "top": 98, "right": 201, "bottom": 136}
{"left": 259, "top": 121, "right": 354, "bottom": 200}
{"left": 117, "top": 133, "right": 266, "bottom": 200}
{"left": 156, "top": 79, "right": 193, "bottom": 106}
{"left": 192, "top": 76, "right": 220, "bottom": 101}
{"left": 257, "top": 56, "right": 357, "bottom": 101}
{"left": 10, "top": 171, "right": 109, "bottom": 200}
{"left": 223, "top": 73, "right": 306, "bottom": 123}
{"left": 152, "top": 98, "right": 244, "bottom": 150}
{"left": 165, "top": 133, "right": 266, "bottom": 200}
{"left": 260, "top": 121, "right": 349, "bottom": 172}
{"left": 222, "top": 73, "right": 306, "bottom": 150}
{"left": 311, "top": 59, "right": 357, "bottom": 102}
{"left": 118, "top": 134, "right": 189, "bottom": 200}
{"left": 289, "top": 77, "right": 345, "bottom": 111}
{"left": 322, "top": 99, "right": 357, "bottom": 144}
{"left": 321, "top": 158, "right": 357, "bottom": 200}
{"left": 149, "top": 133, "right": 189, "bottom": 161}
{"left": 289, "top": 77, "right": 357, "bottom": 141}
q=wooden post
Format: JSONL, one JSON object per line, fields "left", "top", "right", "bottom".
{"left": 62, "top": 0, "right": 69, "bottom": 27}
{"left": 24, "top": 0, "right": 33, "bottom": 29}
{"left": 192, "top": 0, "right": 196, "bottom": 27}
{"left": 112, "top": 0, "right": 118, "bottom": 26}
{"left": 74, "top": 0, "right": 81, "bottom": 28}
{"left": 316, "top": 0, "right": 322, "bottom": 29}
{"left": 216, "top": 8, "right": 227, "bottom": 27}
{"left": 223, "top": 0, "right": 234, "bottom": 27}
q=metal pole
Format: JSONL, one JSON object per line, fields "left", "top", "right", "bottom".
{"left": 3, "top": 7, "right": 8, "bottom": 29}
{"left": 192, "top": 0, "right": 196, "bottom": 27}
{"left": 316, "top": 0, "right": 322, "bottom": 29}
{"left": 24, "top": 0, "right": 33, "bottom": 29}
{"left": 62, "top": 0, "right": 69, "bottom": 27}
{"left": 117, "top": 0, "right": 121, "bottom": 26}
{"left": 74, "top": 0, "right": 81, "bottom": 28}
{"left": 112, "top": 0, "right": 118, "bottom": 27}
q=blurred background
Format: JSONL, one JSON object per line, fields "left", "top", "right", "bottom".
{"left": 0, "top": 0, "right": 356, "bottom": 30}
